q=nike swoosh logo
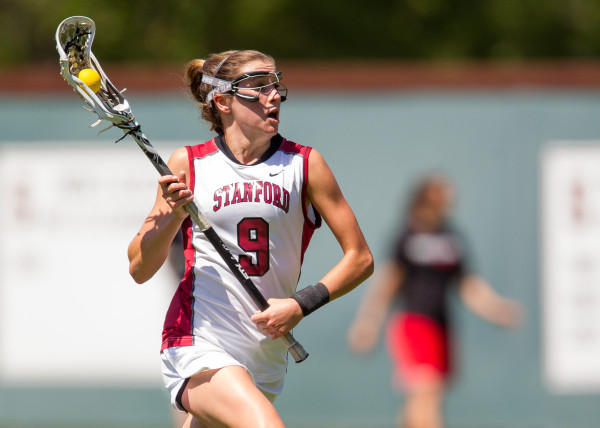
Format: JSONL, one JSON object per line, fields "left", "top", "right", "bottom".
{"left": 269, "top": 170, "right": 283, "bottom": 176}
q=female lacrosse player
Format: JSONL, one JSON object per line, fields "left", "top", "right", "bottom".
{"left": 347, "top": 174, "right": 522, "bottom": 428}
{"left": 128, "top": 50, "right": 373, "bottom": 428}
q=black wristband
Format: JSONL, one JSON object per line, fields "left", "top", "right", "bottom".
{"left": 291, "top": 282, "right": 330, "bottom": 317}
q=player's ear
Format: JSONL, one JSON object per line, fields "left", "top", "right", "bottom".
{"left": 213, "top": 93, "right": 231, "bottom": 114}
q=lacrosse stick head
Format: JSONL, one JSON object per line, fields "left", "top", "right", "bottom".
{"left": 56, "top": 16, "right": 135, "bottom": 128}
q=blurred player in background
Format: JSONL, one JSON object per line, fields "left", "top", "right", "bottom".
{"left": 128, "top": 49, "right": 373, "bottom": 428}
{"left": 347, "top": 174, "right": 522, "bottom": 428}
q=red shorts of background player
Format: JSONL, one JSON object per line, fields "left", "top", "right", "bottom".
{"left": 386, "top": 312, "right": 452, "bottom": 390}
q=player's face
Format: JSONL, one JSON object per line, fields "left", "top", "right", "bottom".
{"left": 229, "top": 59, "right": 283, "bottom": 140}
{"left": 426, "top": 180, "right": 454, "bottom": 217}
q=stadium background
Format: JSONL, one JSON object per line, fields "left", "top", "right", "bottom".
{"left": 2, "top": 2, "right": 600, "bottom": 427}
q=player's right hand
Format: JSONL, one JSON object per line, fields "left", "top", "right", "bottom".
{"left": 159, "top": 171, "right": 194, "bottom": 219}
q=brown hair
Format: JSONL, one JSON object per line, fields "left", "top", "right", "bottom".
{"left": 185, "top": 50, "right": 276, "bottom": 134}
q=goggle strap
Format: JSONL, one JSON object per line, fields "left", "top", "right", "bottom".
{"left": 202, "top": 75, "right": 233, "bottom": 104}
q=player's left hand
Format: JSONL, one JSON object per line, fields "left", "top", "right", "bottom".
{"left": 250, "top": 298, "right": 303, "bottom": 340}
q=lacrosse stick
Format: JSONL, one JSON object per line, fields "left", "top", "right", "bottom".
{"left": 56, "top": 15, "right": 308, "bottom": 363}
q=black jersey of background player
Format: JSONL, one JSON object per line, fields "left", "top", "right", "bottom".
{"left": 392, "top": 223, "right": 468, "bottom": 327}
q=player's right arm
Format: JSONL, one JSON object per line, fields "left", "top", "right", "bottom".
{"left": 347, "top": 260, "right": 404, "bottom": 355}
{"left": 128, "top": 147, "right": 194, "bottom": 284}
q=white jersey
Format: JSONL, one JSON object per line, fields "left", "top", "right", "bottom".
{"left": 161, "top": 134, "right": 321, "bottom": 384}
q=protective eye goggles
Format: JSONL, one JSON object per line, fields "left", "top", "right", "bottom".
{"left": 202, "top": 71, "right": 288, "bottom": 104}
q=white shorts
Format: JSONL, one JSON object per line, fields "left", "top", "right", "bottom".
{"left": 161, "top": 344, "right": 285, "bottom": 413}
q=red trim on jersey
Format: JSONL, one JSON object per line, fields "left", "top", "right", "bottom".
{"left": 280, "top": 138, "right": 322, "bottom": 262}
{"left": 160, "top": 142, "right": 210, "bottom": 352}
{"left": 161, "top": 216, "right": 196, "bottom": 351}
{"left": 187, "top": 138, "right": 219, "bottom": 160}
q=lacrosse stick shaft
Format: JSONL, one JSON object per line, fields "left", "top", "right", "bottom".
{"left": 127, "top": 127, "right": 309, "bottom": 363}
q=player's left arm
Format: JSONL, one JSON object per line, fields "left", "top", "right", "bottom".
{"left": 305, "top": 148, "right": 374, "bottom": 299}
{"left": 458, "top": 275, "right": 523, "bottom": 328}
{"left": 251, "top": 148, "right": 374, "bottom": 339}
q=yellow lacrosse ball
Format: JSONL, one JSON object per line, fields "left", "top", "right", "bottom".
{"left": 78, "top": 68, "right": 101, "bottom": 93}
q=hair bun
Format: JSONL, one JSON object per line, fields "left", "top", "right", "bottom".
{"left": 185, "top": 59, "right": 206, "bottom": 85}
